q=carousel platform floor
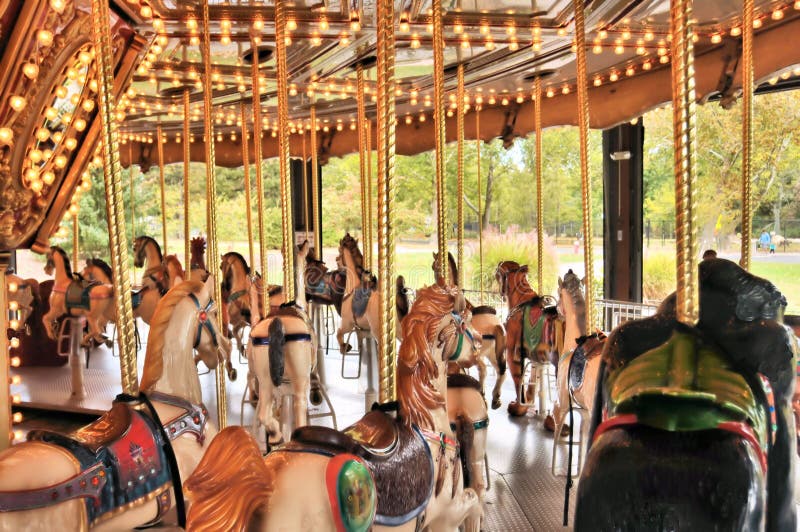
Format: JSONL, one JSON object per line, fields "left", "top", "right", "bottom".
{"left": 12, "top": 322, "right": 580, "bottom": 530}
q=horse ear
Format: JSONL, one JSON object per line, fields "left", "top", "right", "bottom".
{"left": 581, "top": 276, "right": 586, "bottom": 286}
{"left": 558, "top": 276, "right": 563, "bottom": 288}
{"left": 520, "top": 265, "right": 529, "bottom": 273}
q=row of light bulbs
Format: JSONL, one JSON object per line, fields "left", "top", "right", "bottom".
{"left": 6, "top": 274, "right": 23, "bottom": 441}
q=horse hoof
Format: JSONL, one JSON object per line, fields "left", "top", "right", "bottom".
{"left": 228, "top": 367, "right": 238, "bottom": 381}
{"left": 507, "top": 402, "right": 528, "bottom": 417}
{"left": 543, "top": 415, "right": 556, "bottom": 432}
{"left": 310, "top": 388, "right": 323, "bottom": 406}
{"left": 342, "top": 343, "right": 352, "bottom": 353}
{"left": 491, "top": 397, "right": 502, "bottom": 410}
{"left": 559, "top": 423, "right": 572, "bottom": 438}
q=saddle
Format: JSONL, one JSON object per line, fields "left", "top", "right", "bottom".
{"left": 130, "top": 287, "right": 145, "bottom": 310}
{"left": 447, "top": 373, "right": 483, "bottom": 392}
{"left": 568, "top": 334, "right": 605, "bottom": 392}
{"left": 471, "top": 305, "right": 496, "bottom": 316}
{"left": 25, "top": 396, "right": 174, "bottom": 525}
{"left": 288, "top": 408, "right": 434, "bottom": 526}
{"left": 65, "top": 278, "right": 98, "bottom": 311}
{"left": 352, "top": 286, "right": 372, "bottom": 319}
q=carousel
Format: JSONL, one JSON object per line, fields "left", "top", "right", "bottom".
{"left": 0, "top": 0, "right": 799, "bottom": 530}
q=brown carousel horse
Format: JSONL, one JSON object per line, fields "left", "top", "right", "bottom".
{"left": 433, "top": 251, "right": 507, "bottom": 409}
{"left": 42, "top": 246, "right": 115, "bottom": 347}
{"left": 0, "top": 277, "right": 225, "bottom": 530}
{"left": 132, "top": 236, "right": 169, "bottom": 325}
{"left": 185, "top": 285, "right": 483, "bottom": 531}
{"left": 304, "top": 249, "right": 346, "bottom": 315}
{"left": 495, "top": 260, "right": 556, "bottom": 420}
{"left": 336, "top": 233, "right": 379, "bottom": 354}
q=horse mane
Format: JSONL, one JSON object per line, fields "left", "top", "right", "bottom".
{"left": 86, "top": 257, "right": 112, "bottom": 281}
{"left": 136, "top": 236, "right": 162, "bottom": 261}
{"left": 222, "top": 251, "right": 250, "bottom": 274}
{"left": 51, "top": 246, "right": 72, "bottom": 277}
{"left": 140, "top": 280, "right": 204, "bottom": 391}
{"left": 397, "top": 284, "right": 459, "bottom": 430}
{"left": 339, "top": 233, "right": 364, "bottom": 269}
{"left": 163, "top": 255, "right": 184, "bottom": 279}
{"left": 191, "top": 237, "right": 207, "bottom": 269}
{"left": 185, "top": 426, "right": 279, "bottom": 531}
{"left": 560, "top": 269, "right": 586, "bottom": 333}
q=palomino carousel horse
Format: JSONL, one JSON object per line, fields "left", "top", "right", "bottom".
{"left": 433, "top": 251, "right": 507, "bottom": 409}
{"left": 0, "top": 277, "right": 226, "bottom": 530}
{"left": 496, "top": 260, "right": 555, "bottom": 420}
{"left": 42, "top": 246, "right": 115, "bottom": 347}
{"left": 220, "top": 251, "right": 285, "bottom": 356}
{"left": 336, "top": 233, "right": 379, "bottom": 355}
{"left": 132, "top": 236, "right": 168, "bottom": 325}
{"left": 185, "top": 284, "right": 484, "bottom": 531}
{"left": 246, "top": 241, "right": 317, "bottom": 445}
{"left": 576, "top": 258, "right": 796, "bottom": 531}
{"left": 551, "top": 270, "right": 603, "bottom": 471}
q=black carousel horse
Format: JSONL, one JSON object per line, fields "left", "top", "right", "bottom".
{"left": 575, "top": 258, "right": 796, "bottom": 531}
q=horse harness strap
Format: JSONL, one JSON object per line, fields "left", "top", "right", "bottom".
{"left": 188, "top": 293, "right": 217, "bottom": 349}
{"left": 226, "top": 289, "right": 248, "bottom": 304}
{"left": 449, "top": 418, "right": 489, "bottom": 432}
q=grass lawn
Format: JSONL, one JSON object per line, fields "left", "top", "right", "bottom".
{"left": 750, "top": 262, "right": 800, "bottom": 314}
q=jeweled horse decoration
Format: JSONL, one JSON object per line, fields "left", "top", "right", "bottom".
{"left": 132, "top": 236, "right": 168, "bottom": 325}
{"left": 42, "top": 246, "right": 115, "bottom": 347}
{"left": 551, "top": 270, "right": 603, "bottom": 470}
{"left": 576, "top": 258, "right": 796, "bottom": 531}
{"left": 433, "top": 251, "right": 507, "bottom": 409}
{"left": 336, "top": 233, "right": 379, "bottom": 355}
{"left": 496, "top": 260, "right": 553, "bottom": 419}
{"left": 185, "top": 284, "right": 483, "bottom": 531}
{"left": 246, "top": 240, "right": 317, "bottom": 445}
{"left": 0, "top": 277, "right": 227, "bottom": 530}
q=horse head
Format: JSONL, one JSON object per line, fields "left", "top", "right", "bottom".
{"left": 432, "top": 251, "right": 458, "bottom": 287}
{"left": 495, "top": 260, "right": 527, "bottom": 298}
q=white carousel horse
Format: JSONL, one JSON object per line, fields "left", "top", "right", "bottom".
{"left": 132, "top": 236, "right": 168, "bottom": 325}
{"left": 185, "top": 285, "right": 483, "bottom": 531}
{"left": 432, "top": 251, "right": 507, "bottom": 409}
{"left": 42, "top": 246, "right": 115, "bottom": 347}
{"left": 246, "top": 240, "right": 316, "bottom": 445}
{"left": 551, "top": 269, "right": 605, "bottom": 473}
{"left": 0, "top": 277, "right": 227, "bottom": 530}
{"left": 335, "top": 233, "right": 379, "bottom": 355}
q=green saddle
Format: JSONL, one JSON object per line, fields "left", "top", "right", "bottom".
{"left": 607, "top": 329, "right": 767, "bottom": 450}
{"left": 521, "top": 304, "right": 545, "bottom": 353}
{"left": 65, "top": 278, "right": 96, "bottom": 311}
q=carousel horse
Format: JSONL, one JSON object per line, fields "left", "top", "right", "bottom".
{"left": 336, "top": 233, "right": 380, "bottom": 355}
{"left": 189, "top": 237, "right": 209, "bottom": 283}
{"left": 496, "top": 260, "right": 554, "bottom": 419}
{"left": 163, "top": 255, "right": 185, "bottom": 288}
{"left": 132, "top": 236, "right": 168, "bottom": 325}
{"left": 433, "top": 251, "right": 507, "bottom": 410}
{"left": 81, "top": 258, "right": 113, "bottom": 285}
{"left": 0, "top": 277, "right": 226, "bottom": 530}
{"left": 304, "top": 250, "right": 346, "bottom": 315}
{"left": 246, "top": 240, "right": 316, "bottom": 445}
{"left": 5, "top": 271, "right": 37, "bottom": 335}
{"left": 576, "top": 258, "right": 796, "bottom": 531}
{"left": 185, "top": 285, "right": 483, "bottom": 531}
{"left": 42, "top": 246, "right": 115, "bottom": 347}
{"left": 551, "top": 270, "right": 603, "bottom": 470}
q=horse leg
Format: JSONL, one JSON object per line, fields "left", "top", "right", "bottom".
{"left": 490, "top": 351, "right": 506, "bottom": 410}
{"left": 444, "top": 487, "right": 483, "bottom": 532}
{"left": 336, "top": 315, "right": 352, "bottom": 353}
{"left": 476, "top": 356, "right": 487, "bottom": 395}
{"left": 42, "top": 306, "right": 58, "bottom": 340}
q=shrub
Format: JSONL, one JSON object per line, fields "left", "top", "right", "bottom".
{"left": 643, "top": 252, "right": 676, "bottom": 302}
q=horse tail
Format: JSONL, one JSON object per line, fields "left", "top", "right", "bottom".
{"left": 494, "top": 325, "right": 507, "bottom": 375}
{"left": 454, "top": 415, "right": 474, "bottom": 492}
{"left": 268, "top": 318, "right": 285, "bottom": 387}
{"left": 396, "top": 275, "right": 410, "bottom": 323}
{"left": 185, "top": 426, "right": 275, "bottom": 531}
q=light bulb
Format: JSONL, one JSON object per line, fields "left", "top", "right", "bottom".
{"left": 9, "top": 95, "right": 26, "bottom": 112}
{"left": 37, "top": 30, "right": 54, "bottom": 46}
{"left": 23, "top": 62, "right": 39, "bottom": 79}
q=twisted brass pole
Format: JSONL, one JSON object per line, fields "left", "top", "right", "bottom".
{"left": 275, "top": 0, "right": 295, "bottom": 300}
{"left": 240, "top": 102, "right": 255, "bottom": 268}
{"left": 671, "top": 0, "right": 699, "bottom": 325}
{"left": 72, "top": 214, "right": 79, "bottom": 270}
{"left": 310, "top": 105, "right": 321, "bottom": 252}
{"left": 201, "top": 0, "right": 226, "bottom": 427}
{"left": 302, "top": 134, "right": 309, "bottom": 242}
{"left": 534, "top": 77, "right": 544, "bottom": 295}
{"left": 432, "top": 0, "right": 448, "bottom": 284}
{"left": 367, "top": 120, "right": 374, "bottom": 272}
{"left": 476, "top": 107, "right": 483, "bottom": 303}
{"left": 251, "top": 38, "right": 269, "bottom": 312}
{"left": 156, "top": 124, "right": 168, "bottom": 255}
{"left": 376, "top": 0, "right": 397, "bottom": 403}
{"left": 740, "top": 0, "right": 754, "bottom": 270}
{"left": 573, "top": 0, "right": 595, "bottom": 332}
{"left": 357, "top": 63, "right": 371, "bottom": 270}
{"left": 456, "top": 64, "right": 465, "bottom": 288}
{"left": 183, "top": 88, "right": 191, "bottom": 269}
{"left": 91, "top": 0, "right": 137, "bottom": 395}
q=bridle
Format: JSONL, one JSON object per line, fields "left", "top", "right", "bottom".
{"left": 188, "top": 292, "right": 220, "bottom": 349}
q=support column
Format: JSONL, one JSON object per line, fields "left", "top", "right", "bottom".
{"left": 290, "top": 158, "right": 321, "bottom": 248}
{"left": 602, "top": 122, "right": 644, "bottom": 303}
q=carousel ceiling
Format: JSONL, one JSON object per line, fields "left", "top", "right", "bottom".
{"left": 1, "top": 0, "right": 800, "bottom": 249}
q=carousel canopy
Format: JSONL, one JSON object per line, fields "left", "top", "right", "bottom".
{"left": 1, "top": 0, "right": 799, "bottom": 250}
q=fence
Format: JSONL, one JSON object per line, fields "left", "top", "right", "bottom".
{"left": 595, "top": 298, "right": 659, "bottom": 332}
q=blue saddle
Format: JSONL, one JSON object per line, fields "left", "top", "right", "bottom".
{"left": 352, "top": 286, "right": 372, "bottom": 319}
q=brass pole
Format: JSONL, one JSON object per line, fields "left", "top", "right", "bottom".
{"left": 366, "top": 120, "right": 373, "bottom": 272}
{"left": 376, "top": 0, "right": 397, "bottom": 402}
{"left": 251, "top": 41, "right": 268, "bottom": 312}
{"left": 476, "top": 107, "right": 483, "bottom": 303}
{"left": 310, "top": 105, "right": 321, "bottom": 253}
{"left": 240, "top": 102, "right": 256, "bottom": 268}
{"left": 90, "top": 0, "right": 137, "bottom": 394}
{"left": 183, "top": 88, "right": 191, "bottom": 269}
{"left": 357, "top": 63, "right": 371, "bottom": 270}
{"left": 740, "top": 0, "right": 754, "bottom": 270}
{"left": 573, "top": 0, "right": 595, "bottom": 332}
{"left": 201, "top": 0, "right": 226, "bottom": 427}
{"left": 130, "top": 153, "right": 135, "bottom": 251}
{"left": 302, "top": 133, "right": 309, "bottom": 242}
{"left": 72, "top": 215, "right": 79, "bottom": 269}
{"left": 275, "top": 0, "right": 295, "bottom": 300}
{"left": 1, "top": 268, "right": 10, "bottom": 450}
{"left": 456, "top": 64, "right": 465, "bottom": 287}
{"left": 671, "top": 0, "right": 699, "bottom": 325}
{"left": 534, "top": 77, "right": 544, "bottom": 295}
{"left": 156, "top": 124, "right": 168, "bottom": 255}
{"left": 432, "top": 0, "right": 448, "bottom": 284}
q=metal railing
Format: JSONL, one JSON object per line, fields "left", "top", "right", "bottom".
{"left": 595, "top": 298, "right": 659, "bottom": 332}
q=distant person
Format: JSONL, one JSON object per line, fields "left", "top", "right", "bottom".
{"left": 702, "top": 249, "right": 717, "bottom": 260}
{"left": 759, "top": 230, "right": 771, "bottom": 252}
